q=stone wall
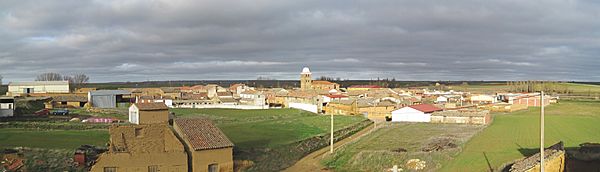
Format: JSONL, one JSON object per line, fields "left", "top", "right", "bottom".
{"left": 509, "top": 142, "right": 565, "bottom": 172}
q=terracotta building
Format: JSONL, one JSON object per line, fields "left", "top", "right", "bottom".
{"left": 174, "top": 118, "right": 234, "bottom": 172}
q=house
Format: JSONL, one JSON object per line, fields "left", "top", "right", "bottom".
{"left": 7, "top": 81, "right": 70, "bottom": 96}
{"left": 347, "top": 85, "right": 383, "bottom": 91}
{"left": 239, "top": 90, "right": 266, "bottom": 106}
{"left": 173, "top": 118, "right": 234, "bottom": 172}
{"left": 74, "top": 88, "right": 97, "bottom": 94}
{"left": 129, "top": 103, "right": 169, "bottom": 125}
{"left": 391, "top": 104, "right": 442, "bottom": 122}
{"left": 430, "top": 110, "right": 491, "bottom": 125}
{"left": 88, "top": 90, "right": 131, "bottom": 108}
{"left": 92, "top": 103, "right": 235, "bottom": 172}
{"left": 0, "top": 96, "right": 15, "bottom": 117}
{"left": 311, "top": 80, "right": 340, "bottom": 91}
{"left": 435, "top": 96, "right": 448, "bottom": 104}
{"left": 229, "top": 83, "right": 251, "bottom": 96}
{"left": 90, "top": 122, "right": 188, "bottom": 172}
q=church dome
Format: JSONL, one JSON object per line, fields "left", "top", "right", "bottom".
{"left": 301, "top": 67, "right": 311, "bottom": 74}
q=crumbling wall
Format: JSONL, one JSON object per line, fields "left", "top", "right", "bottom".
{"left": 509, "top": 142, "right": 565, "bottom": 172}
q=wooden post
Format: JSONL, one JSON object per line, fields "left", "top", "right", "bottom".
{"left": 330, "top": 113, "right": 334, "bottom": 154}
{"left": 540, "top": 91, "right": 545, "bottom": 172}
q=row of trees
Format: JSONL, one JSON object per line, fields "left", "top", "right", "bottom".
{"left": 506, "top": 81, "right": 571, "bottom": 94}
{"left": 35, "top": 72, "right": 90, "bottom": 89}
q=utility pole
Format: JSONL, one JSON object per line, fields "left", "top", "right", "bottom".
{"left": 330, "top": 113, "right": 334, "bottom": 153}
{"left": 540, "top": 91, "right": 545, "bottom": 172}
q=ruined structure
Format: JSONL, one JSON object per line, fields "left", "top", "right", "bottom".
{"left": 509, "top": 142, "right": 565, "bottom": 172}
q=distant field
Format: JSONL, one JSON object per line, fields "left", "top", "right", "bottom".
{"left": 448, "top": 82, "right": 600, "bottom": 95}
{"left": 0, "top": 128, "right": 109, "bottom": 149}
{"left": 440, "top": 100, "right": 600, "bottom": 171}
{"left": 321, "top": 123, "right": 484, "bottom": 171}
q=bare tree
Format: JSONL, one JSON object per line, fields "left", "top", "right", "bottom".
{"left": 69, "top": 73, "right": 90, "bottom": 85}
{"left": 0, "top": 74, "right": 3, "bottom": 85}
{"left": 35, "top": 72, "right": 63, "bottom": 81}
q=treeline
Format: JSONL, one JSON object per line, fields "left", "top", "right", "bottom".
{"left": 506, "top": 81, "right": 571, "bottom": 94}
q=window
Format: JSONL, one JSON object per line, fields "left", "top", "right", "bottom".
{"left": 208, "top": 163, "right": 218, "bottom": 172}
{"left": 104, "top": 167, "right": 117, "bottom": 172}
{"left": 148, "top": 165, "right": 159, "bottom": 172}
{"left": 135, "top": 128, "right": 143, "bottom": 137}
{"left": 8, "top": 104, "right": 12, "bottom": 110}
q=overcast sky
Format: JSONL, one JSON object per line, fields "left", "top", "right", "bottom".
{"left": 1, "top": 0, "right": 599, "bottom": 82}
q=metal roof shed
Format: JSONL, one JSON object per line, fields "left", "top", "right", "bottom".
{"left": 88, "top": 90, "right": 131, "bottom": 108}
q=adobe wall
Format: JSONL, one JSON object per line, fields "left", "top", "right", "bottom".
{"left": 524, "top": 152, "right": 565, "bottom": 172}
{"left": 509, "top": 142, "right": 565, "bottom": 172}
{"left": 139, "top": 110, "right": 169, "bottom": 124}
{"left": 90, "top": 152, "right": 187, "bottom": 172}
{"left": 191, "top": 148, "right": 234, "bottom": 172}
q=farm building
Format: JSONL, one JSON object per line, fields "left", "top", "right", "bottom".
{"left": 48, "top": 95, "right": 88, "bottom": 108}
{"left": 173, "top": 118, "right": 234, "bottom": 172}
{"left": 129, "top": 103, "right": 169, "bottom": 125}
{"left": 430, "top": 110, "right": 492, "bottom": 125}
{"left": 391, "top": 104, "right": 442, "bottom": 122}
{"left": 512, "top": 94, "right": 550, "bottom": 107}
{"left": 469, "top": 94, "right": 497, "bottom": 104}
{"left": 7, "top": 81, "right": 69, "bottom": 96}
{"left": 0, "top": 96, "right": 15, "bottom": 117}
{"left": 88, "top": 90, "right": 131, "bottom": 108}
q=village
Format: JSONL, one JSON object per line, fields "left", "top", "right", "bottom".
{"left": 2, "top": 67, "right": 598, "bottom": 172}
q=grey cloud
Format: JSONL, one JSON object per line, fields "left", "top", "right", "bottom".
{"left": 1, "top": 0, "right": 600, "bottom": 82}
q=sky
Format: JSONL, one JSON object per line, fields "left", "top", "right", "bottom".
{"left": 1, "top": 0, "right": 599, "bottom": 82}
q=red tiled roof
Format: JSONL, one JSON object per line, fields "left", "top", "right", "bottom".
{"left": 348, "top": 85, "right": 382, "bottom": 88}
{"left": 174, "top": 118, "right": 234, "bottom": 150}
{"left": 409, "top": 104, "right": 442, "bottom": 113}
{"left": 134, "top": 103, "right": 168, "bottom": 111}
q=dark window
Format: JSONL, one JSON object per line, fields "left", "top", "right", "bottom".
{"left": 148, "top": 165, "right": 159, "bottom": 172}
{"left": 135, "top": 128, "right": 142, "bottom": 137}
{"left": 208, "top": 163, "right": 218, "bottom": 172}
{"left": 104, "top": 167, "right": 117, "bottom": 172}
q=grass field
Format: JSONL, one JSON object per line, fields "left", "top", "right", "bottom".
{"left": 448, "top": 82, "right": 600, "bottom": 95}
{"left": 440, "top": 100, "right": 600, "bottom": 171}
{"left": 0, "top": 128, "right": 109, "bottom": 149}
{"left": 171, "top": 108, "right": 366, "bottom": 149}
{"left": 321, "top": 123, "right": 484, "bottom": 171}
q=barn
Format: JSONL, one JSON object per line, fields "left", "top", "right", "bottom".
{"left": 391, "top": 104, "right": 442, "bottom": 122}
{"left": 88, "top": 90, "right": 131, "bottom": 108}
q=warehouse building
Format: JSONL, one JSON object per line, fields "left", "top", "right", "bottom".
{"left": 7, "top": 81, "right": 69, "bottom": 96}
{"left": 88, "top": 90, "right": 131, "bottom": 108}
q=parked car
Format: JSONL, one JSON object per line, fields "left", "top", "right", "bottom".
{"left": 51, "top": 109, "right": 69, "bottom": 115}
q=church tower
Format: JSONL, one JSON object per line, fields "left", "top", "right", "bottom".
{"left": 300, "top": 67, "right": 312, "bottom": 90}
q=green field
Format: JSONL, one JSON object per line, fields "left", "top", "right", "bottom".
{"left": 321, "top": 123, "right": 484, "bottom": 171}
{"left": 171, "top": 108, "right": 366, "bottom": 149}
{"left": 0, "top": 128, "right": 109, "bottom": 149}
{"left": 440, "top": 100, "right": 600, "bottom": 171}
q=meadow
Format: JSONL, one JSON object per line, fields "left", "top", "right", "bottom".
{"left": 440, "top": 100, "right": 600, "bottom": 171}
{"left": 321, "top": 123, "right": 484, "bottom": 171}
{"left": 170, "top": 108, "right": 367, "bottom": 149}
{"left": 0, "top": 128, "right": 108, "bottom": 149}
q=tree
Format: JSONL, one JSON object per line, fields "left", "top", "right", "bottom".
{"left": 35, "top": 72, "right": 63, "bottom": 81}
{"left": 0, "top": 74, "right": 3, "bottom": 85}
{"left": 70, "top": 74, "right": 89, "bottom": 85}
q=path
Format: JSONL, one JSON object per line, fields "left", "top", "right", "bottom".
{"left": 283, "top": 123, "right": 376, "bottom": 172}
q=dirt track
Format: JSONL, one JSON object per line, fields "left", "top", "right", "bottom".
{"left": 283, "top": 123, "right": 376, "bottom": 172}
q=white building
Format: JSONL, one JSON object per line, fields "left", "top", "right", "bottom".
{"left": 0, "top": 97, "right": 15, "bottom": 117}
{"left": 7, "top": 81, "right": 70, "bottom": 96}
{"left": 391, "top": 104, "right": 442, "bottom": 122}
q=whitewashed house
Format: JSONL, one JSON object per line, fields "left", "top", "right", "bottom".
{"left": 391, "top": 104, "right": 442, "bottom": 122}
